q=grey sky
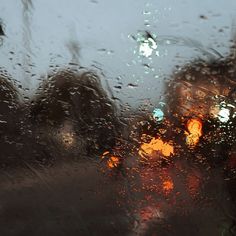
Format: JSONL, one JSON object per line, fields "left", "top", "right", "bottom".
{"left": 0, "top": 0, "right": 236, "bottom": 106}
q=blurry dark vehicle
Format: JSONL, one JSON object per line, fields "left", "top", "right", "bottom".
{"left": 29, "top": 68, "right": 121, "bottom": 163}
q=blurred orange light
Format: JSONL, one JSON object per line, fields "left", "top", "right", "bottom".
{"left": 163, "top": 180, "right": 174, "bottom": 192}
{"left": 186, "top": 118, "right": 203, "bottom": 147}
{"left": 107, "top": 156, "right": 120, "bottom": 168}
{"left": 139, "top": 137, "right": 174, "bottom": 159}
{"left": 187, "top": 118, "right": 202, "bottom": 136}
{"left": 101, "top": 151, "right": 120, "bottom": 169}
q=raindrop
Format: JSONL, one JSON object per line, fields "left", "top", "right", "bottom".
{"left": 143, "top": 10, "right": 151, "bottom": 15}
{"left": 97, "top": 48, "right": 114, "bottom": 55}
{"left": 127, "top": 83, "right": 138, "bottom": 88}
{"left": 199, "top": 15, "right": 208, "bottom": 20}
{"left": 114, "top": 85, "right": 122, "bottom": 90}
{"left": 0, "top": 24, "right": 4, "bottom": 36}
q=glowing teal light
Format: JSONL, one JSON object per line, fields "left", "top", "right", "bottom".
{"left": 153, "top": 108, "right": 164, "bottom": 121}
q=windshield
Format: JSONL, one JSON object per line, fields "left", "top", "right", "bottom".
{"left": 0, "top": 1, "right": 236, "bottom": 235}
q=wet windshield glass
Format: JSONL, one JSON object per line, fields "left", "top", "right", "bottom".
{"left": 0, "top": 0, "right": 236, "bottom": 235}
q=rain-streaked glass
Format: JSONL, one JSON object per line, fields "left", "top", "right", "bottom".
{"left": 0, "top": 0, "right": 236, "bottom": 235}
